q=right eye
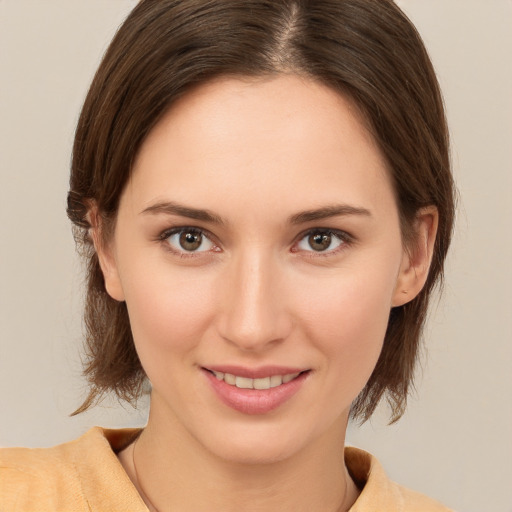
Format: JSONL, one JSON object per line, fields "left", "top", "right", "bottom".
{"left": 294, "top": 228, "right": 350, "bottom": 255}
{"left": 164, "top": 228, "right": 216, "bottom": 254}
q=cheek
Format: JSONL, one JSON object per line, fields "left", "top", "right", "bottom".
{"left": 296, "top": 259, "right": 395, "bottom": 336}
{"left": 119, "top": 257, "right": 218, "bottom": 360}
{"left": 293, "top": 265, "right": 397, "bottom": 389}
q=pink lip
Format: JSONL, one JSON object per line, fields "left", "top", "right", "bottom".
{"left": 202, "top": 367, "right": 310, "bottom": 415}
{"left": 204, "top": 365, "right": 306, "bottom": 379}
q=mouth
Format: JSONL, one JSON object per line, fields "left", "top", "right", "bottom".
{"left": 202, "top": 366, "right": 310, "bottom": 414}
{"left": 204, "top": 369, "right": 308, "bottom": 390}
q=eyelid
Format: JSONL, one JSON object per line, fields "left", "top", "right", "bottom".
{"left": 156, "top": 225, "right": 353, "bottom": 258}
{"left": 158, "top": 226, "right": 220, "bottom": 256}
{"left": 292, "top": 228, "right": 353, "bottom": 255}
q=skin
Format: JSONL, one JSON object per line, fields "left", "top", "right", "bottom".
{"left": 94, "top": 75, "right": 437, "bottom": 512}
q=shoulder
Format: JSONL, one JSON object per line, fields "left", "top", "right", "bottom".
{"left": 0, "top": 427, "right": 146, "bottom": 511}
{"left": 0, "top": 433, "right": 86, "bottom": 510}
{"left": 345, "top": 446, "right": 454, "bottom": 512}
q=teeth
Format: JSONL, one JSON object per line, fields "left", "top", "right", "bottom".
{"left": 282, "top": 373, "right": 298, "bottom": 384}
{"left": 253, "top": 377, "right": 270, "bottom": 390}
{"left": 224, "top": 373, "right": 236, "bottom": 385}
{"left": 212, "top": 371, "right": 301, "bottom": 390}
{"left": 235, "top": 376, "right": 254, "bottom": 389}
{"left": 270, "top": 375, "right": 283, "bottom": 388}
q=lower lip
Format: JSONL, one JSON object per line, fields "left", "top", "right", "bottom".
{"left": 203, "top": 369, "right": 309, "bottom": 415}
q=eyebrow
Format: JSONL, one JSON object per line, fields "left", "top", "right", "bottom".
{"left": 140, "top": 201, "right": 225, "bottom": 225}
{"left": 141, "top": 200, "right": 371, "bottom": 226}
{"left": 289, "top": 204, "right": 372, "bottom": 224}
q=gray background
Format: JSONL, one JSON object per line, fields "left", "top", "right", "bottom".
{"left": 1, "top": 1, "right": 511, "bottom": 511}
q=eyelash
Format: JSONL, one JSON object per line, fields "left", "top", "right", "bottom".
{"left": 292, "top": 228, "right": 353, "bottom": 257}
{"left": 158, "top": 226, "right": 353, "bottom": 258}
{"left": 158, "top": 227, "right": 220, "bottom": 259}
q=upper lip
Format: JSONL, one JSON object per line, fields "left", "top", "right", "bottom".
{"left": 203, "top": 365, "right": 308, "bottom": 379}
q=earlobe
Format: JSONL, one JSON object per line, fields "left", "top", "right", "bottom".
{"left": 392, "top": 206, "right": 438, "bottom": 307}
{"left": 87, "top": 206, "right": 125, "bottom": 302}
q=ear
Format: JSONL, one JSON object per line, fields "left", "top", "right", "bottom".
{"left": 87, "top": 205, "right": 125, "bottom": 302}
{"left": 392, "top": 206, "right": 439, "bottom": 307}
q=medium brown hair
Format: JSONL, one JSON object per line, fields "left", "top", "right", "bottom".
{"left": 67, "top": 0, "right": 455, "bottom": 421}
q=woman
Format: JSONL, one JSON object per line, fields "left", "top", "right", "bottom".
{"left": 0, "top": 0, "right": 455, "bottom": 510}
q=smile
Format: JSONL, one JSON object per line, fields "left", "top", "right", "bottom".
{"left": 210, "top": 370, "right": 301, "bottom": 390}
{"left": 203, "top": 367, "right": 310, "bottom": 414}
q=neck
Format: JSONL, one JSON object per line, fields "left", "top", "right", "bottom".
{"left": 119, "top": 402, "right": 359, "bottom": 512}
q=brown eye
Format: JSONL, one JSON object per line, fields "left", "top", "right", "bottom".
{"left": 165, "top": 228, "right": 215, "bottom": 253}
{"left": 308, "top": 232, "right": 332, "bottom": 251}
{"left": 179, "top": 231, "right": 203, "bottom": 251}
{"left": 296, "top": 230, "right": 347, "bottom": 254}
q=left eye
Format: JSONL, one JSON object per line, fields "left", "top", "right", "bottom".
{"left": 296, "top": 230, "right": 346, "bottom": 252}
{"left": 166, "top": 229, "right": 215, "bottom": 253}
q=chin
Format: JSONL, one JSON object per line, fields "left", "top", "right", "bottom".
{"left": 205, "top": 432, "right": 304, "bottom": 465}
{"left": 195, "top": 414, "right": 337, "bottom": 467}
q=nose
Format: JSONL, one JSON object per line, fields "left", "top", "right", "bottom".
{"left": 216, "top": 250, "right": 293, "bottom": 352}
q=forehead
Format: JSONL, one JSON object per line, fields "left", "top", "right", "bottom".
{"left": 126, "top": 74, "right": 395, "bottom": 218}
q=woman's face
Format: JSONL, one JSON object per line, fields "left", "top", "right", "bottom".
{"left": 101, "top": 75, "right": 417, "bottom": 463}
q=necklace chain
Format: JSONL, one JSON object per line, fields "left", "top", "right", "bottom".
{"left": 131, "top": 436, "right": 352, "bottom": 512}
{"left": 132, "top": 437, "right": 161, "bottom": 512}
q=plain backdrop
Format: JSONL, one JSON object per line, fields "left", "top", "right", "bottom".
{"left": 1, "top": 1, "right": 511, "bottom": 511}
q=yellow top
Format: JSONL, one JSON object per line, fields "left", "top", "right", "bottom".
{"left": 0, "top": 427, "right": 453, "bottom": 511}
